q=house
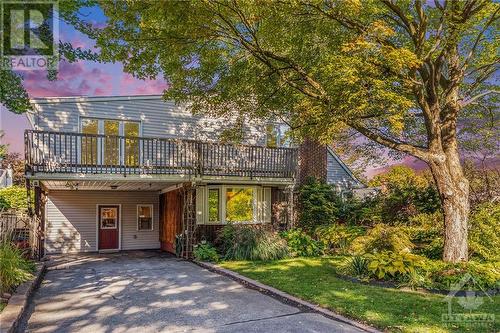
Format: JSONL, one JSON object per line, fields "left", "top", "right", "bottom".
{"left": 24, "top": 94, "right": 362, "bottom": 256}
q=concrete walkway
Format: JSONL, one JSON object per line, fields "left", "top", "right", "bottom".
{"left": 22, "top": 251, "right": 366, "bottom": 332}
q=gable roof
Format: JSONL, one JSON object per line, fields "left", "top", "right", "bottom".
{"left": 327, "top": 146, "right": 365, "bottom": 188}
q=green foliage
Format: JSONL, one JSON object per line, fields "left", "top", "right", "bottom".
{"left": 0, "top": 241, "right": 35, "bottom": 293}
{"left": 367, "top": 252, "right": 421, "bottom": 280}
{"left": 350, "top": 224, "right": 413, "bottom": 255}
{"left": 339, "top": 255, "right": 369, "bottom": 278}
{"left": 333, "top": 193, "right": 382, "bottom": 226}
{"left": 369, "top": 166, "right": 441, "bottom": 224}
{"left": 424, "top": 260, "right": 500, "bottom": 291}
{"left": 404, "top": 212, "right": 444, "bottom": 260}
{"left": 0, "top": 186, "right": 28, "bottom": 211}
{"left": 315, "top": 224, "right": 365, "bottom": 254}
{"left": 193, "top": 242, "right": 220, "bottom": 262}
{"left": 298, "top": 179, "right": 337, "bottom": 229}
{"left": 218, "top": 224, "right": 289, "bottom": 261}
{"left": 468, "top": 203, "right": 500, "bottom": 262}
{"left": 280, "top": 228, "right": 324, "bottom": 257}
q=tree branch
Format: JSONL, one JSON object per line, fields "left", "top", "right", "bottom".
{"left": 346, "top": 120, "right": 430, "bottom": 160}
{"left": 460, "top": 90, "right": 499, "bottom": 107}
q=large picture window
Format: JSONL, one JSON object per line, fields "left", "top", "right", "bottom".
{"left": 198, "top": 186, "right": 269, "bottom": 225}
{"left": 225, "top": 187, "right": 255, "bottom": 223}
{"left": 137, "top": 205, "right": 153, "bottom": 231}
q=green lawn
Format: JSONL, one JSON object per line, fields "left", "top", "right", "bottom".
{"left": 220, "top": 257, "right": 499, "bottom": 333}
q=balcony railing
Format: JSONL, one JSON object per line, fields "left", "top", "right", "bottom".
{"left": 25, "top": 130, "right": 297, "bottom": 179}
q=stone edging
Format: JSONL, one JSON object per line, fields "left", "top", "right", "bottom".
{"left": 0, "top": 263, "right": 46, "bottom": 333}
{"left": 193, "top": 260, "right": 382, "bottom": 333}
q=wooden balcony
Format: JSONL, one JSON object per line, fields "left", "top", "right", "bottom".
{"left": 25, "top": 130, "right": 297, "bottom": 179}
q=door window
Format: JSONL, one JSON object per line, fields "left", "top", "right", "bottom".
{"left": 100, "top": 207, "right": 118, "bottom": 229}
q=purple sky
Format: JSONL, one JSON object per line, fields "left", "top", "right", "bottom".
{"left": 1, "top": 8, "right": 166, "bottom": 155}
{"left": 0, "top": 6, "right": 424, "bottom": 178}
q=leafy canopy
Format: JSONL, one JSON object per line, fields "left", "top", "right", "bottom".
{"left": 88, "top": 0, "right": 499, "bottom": 162}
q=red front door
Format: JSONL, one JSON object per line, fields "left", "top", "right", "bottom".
{"left": 98, "top": 205, "right": 119, "bottom": 250}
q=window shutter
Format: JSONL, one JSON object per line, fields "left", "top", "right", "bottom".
{"left": 256, "top": 187, "right": 272, "bottom": 224}
{"left": 196, "top": 186, "right": 206, "bottom": 225}
{"left": 263, "top": 187, "right": 272, "bottom": 223}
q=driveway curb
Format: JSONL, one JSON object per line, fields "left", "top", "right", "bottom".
{"left": 0, "top": 263, "right": 46, "bottom": 333}
{"left": 193, "top": 260, "right": 382, "bottom": 333}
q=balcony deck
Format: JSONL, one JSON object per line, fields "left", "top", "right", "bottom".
{"left": 25, "top": 130, "right": 297, "bottom": 181}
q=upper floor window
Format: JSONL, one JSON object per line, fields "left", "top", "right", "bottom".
{"left": 266, "top": 124, "right": 291, "bottom": 148}
{"left": 79, "top": 117, "right": 140, "bottom": 166}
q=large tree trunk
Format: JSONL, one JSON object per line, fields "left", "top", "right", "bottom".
{"left": 428, "top": 149, "right": 470, "bottom": 263}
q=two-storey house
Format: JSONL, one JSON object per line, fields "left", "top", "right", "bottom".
{"left": 24, "top": 95, "right": 362, "bottom": 257}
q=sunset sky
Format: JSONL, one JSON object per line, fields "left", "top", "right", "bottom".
{"left": 0, "top": 5, "right": 425, "bottom": 178}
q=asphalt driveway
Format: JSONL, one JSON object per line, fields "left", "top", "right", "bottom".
{"left": 23, "top": 251, "right": 366, "bottom": 332}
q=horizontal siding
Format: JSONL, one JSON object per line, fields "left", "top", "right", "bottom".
{"left": 326, "top": 150, "right": 357, "bottom": 189}
{"left": 33, "top": 96, "right": 266, "bottom": 145}
{"left": 45, "top": 190, "right": 160, "bottom": 254}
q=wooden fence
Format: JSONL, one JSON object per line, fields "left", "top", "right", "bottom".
{"left": 0, "top": 211, "right": 43, "bottom": 259}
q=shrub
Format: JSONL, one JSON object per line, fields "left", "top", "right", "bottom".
{"left": 425, "top": 260, "right": 500, "bottom": 290}
{"left": 339, "top": 255, "right": 369, "bottom": 278}
{"left": 332, "top": 193, "right": 383, "bottom": 226}
{"left": 218, "top": 224, "right": 289, "bottom": 261}
{"left": 350, "top": 224, "right": 413, "bottom": 255}
{"left": 315, "top": 224, "right": 365, "bottom": 254}
{"left": 366, "top": 251, "right": 421, "bottom": 280}
{"left": 0, "top": 241, "right": 35, "bottom": 293}
{"left": 280, "top": 228, "right": 324, "bottom": 257}
{"left": 402, "top": 212, "right": 444, "bottom": 260}
{"left": 193, "top": 242, "right": 220, "bottom": 262}
{"left": 298, "top": 179, "right": 337, "bottom": 229}
{"left": 0, "top": 186, "right": 28, "bottom": 211}
{"left": 468, "top": 202, "right": 500, "bottom": 262}
{"left": 368, "top": 166, "right": 441, "bottom": 224}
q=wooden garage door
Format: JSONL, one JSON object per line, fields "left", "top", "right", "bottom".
{"left": 160, "top": 189, "right": 182, "bottom": 253}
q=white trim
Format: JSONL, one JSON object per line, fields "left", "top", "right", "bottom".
{"left": 206, "top": 186, "right": 222, "bottom": 224}
{"left": 137, "top": 204, "right": 154, "bottom": 231}
{"left": 30, "top": 94, "right": 165, "bottom": 104}
{"left": 96, "top": 204, "right": 122, "bottom": 251}
{"left": 28, "top": 173, "right": 294, "bottom": 185}
{"left": 203, "top": 185, "right": 268, "bottom": 225}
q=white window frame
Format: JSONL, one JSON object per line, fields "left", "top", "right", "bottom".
{"left": 266, "top": 123, "right": 291, "bottom": 148}
{"left": 137, "top": 204, "right": 154, "bottom": 231}
{"left": 78, "top": 116, "right": 142, "bottom": 165}
{"left": 99, "top": 207, "right": 119, "bottom": 229}
{"left": 204, "top": 185, "right": 259, "bottom": 225}
{"left": 207, "top": 186, "right": 223, "bottom": 224}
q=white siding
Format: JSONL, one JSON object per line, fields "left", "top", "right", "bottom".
{"left": 45, "top": 190, "right": 160, "bottom": 254}
{"left": 31, "top": 96, "right": 266, "bottom": 145}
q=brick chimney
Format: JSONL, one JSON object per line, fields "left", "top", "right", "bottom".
{"left": 297, "top": 139, "right": 327, "bottom": 185}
